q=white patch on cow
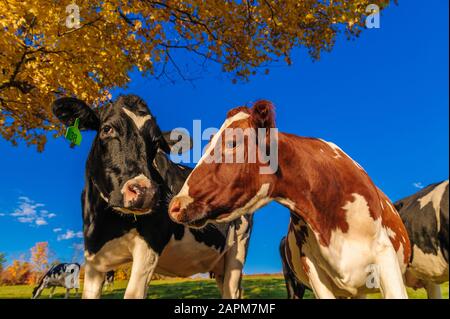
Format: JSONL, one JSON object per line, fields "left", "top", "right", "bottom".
{"left": 409, "top": 245, "right": 449, "bottom": 284}
{"left": 325, "top": 141, "right": 343, "bottom": 159}
{"left": 220, "top": 215, "right": 253, "bottom": 297}
{"left": 215, "top": 183, "right": 272, "bottom": 223}
{"left": 382, "top": 226, "right": 407, "bottom": 273}
{"left": 157, "top": 229, "right": 223, "bottom": 277}
{"left": 418, "top": 180, "right": 449, "bottom": 230}
{"left": 276, "top": 197, "right": 297, "bottom": 211}
{"left": 287, "top": 220, "right": 345, "bottom": 298}
{"left": 85, "top": 231, "right": 136, "bottom": 272}
{"left": 122, "top": 107, "right": 152, "bottom": 130}
{"left": 314, "top": 193, "right": 406, "bottom": 298}
{"left": 65, "top": 264, "right": 81, "bottom": 289}
{"left": 385, "top": 227, "right": 396, "bottom": 240}
{"left": 124, "top": 234, "right": 159, "bottom": 299}
{"left": 321, "top": 193, "right": 382, "bottom": 293}
{"left": 84, "top": 230, "right": 159, "bottom": 299}
{"left": 99, "top": 191, "right": 109, "bottom": 203}
{"left": 395, "top": 243, "right": 405, "bottom": 273}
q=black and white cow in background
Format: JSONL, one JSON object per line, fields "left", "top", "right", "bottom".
{"left": 32, "top": 263, "right": 80, "bottom": 299}
{"left": 279, "top": 180, "right": 449, "bottom": 299}
{"left": 395, "top": 180, "right": 449, "bottom": 299}
{"left": 279, "top": 236, "right": 306, "bottom": 299}
{"left": 52, "top": 95, "right": 253, "bottom": 299}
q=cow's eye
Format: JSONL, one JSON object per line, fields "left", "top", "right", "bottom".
{"left": 226, "top": 140, "right": 237, "bottom": 149}
{"left": 102, "top": 125, "right": 113, "bottom": 135}
{"left": 103, "top": 125, "right": 112, "bottom": 134}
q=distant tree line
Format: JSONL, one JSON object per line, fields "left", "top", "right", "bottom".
{"left": 0, "top": 244, "right": 165, "bottom": 286}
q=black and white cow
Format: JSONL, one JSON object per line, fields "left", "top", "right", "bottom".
{"left": 32, "top": 263, "right": 80, "bottom": 299}
{"left": 394, "top": 180, "right": 449, "bottom": 299}
{"left": 52, "top": 95, "right": 253, "bottom": 299}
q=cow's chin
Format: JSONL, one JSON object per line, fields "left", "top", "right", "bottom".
{"left": 184, "top": 216, "right": 210, "bottom": 229}
{"left": 113, "top": 207, "right": 153, "bottom": 216}
{"left": 184, "top": 210, "right": 233, "bottom": 229}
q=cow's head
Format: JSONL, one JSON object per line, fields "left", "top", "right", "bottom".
{"left": 52, "top": 94, "right": 178, "bottom": 215}
{"left": 168, "top": 100, "right": 277, "bottom": 227}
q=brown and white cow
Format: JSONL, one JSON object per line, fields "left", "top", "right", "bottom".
{"left": 168, "top": 100, "right": 411, "bottom": 299}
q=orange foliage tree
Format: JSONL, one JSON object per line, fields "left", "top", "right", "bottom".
{"left": 0, "top": 260, "right": 32, "bottom": 285}
{"left": 0, "top": 0, "right": 392, "bottom": 151}
{"left": 29, "top": 242, "right": 49, "bottom": 285}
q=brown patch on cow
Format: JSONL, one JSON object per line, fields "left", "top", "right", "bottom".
{"left": 271, "top": 136, "right": 383, "bottom": 246}
{"left": 178, "top": 100, "right": 403, "bottom": 258}
{"left": 376, "top": 188, "right": 411, "bottom": 265}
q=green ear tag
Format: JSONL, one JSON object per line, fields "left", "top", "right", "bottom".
{"left": 65, "top": 118, "right": 82, "bottom": 147}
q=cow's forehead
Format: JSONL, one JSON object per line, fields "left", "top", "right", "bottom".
{"left": 99, "top": 98, "right": 152, "bottom": 123}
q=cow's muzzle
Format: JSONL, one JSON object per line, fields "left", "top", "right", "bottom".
{"left": 115, "top": 174, "right": 158, "bottom": 215}
{"left": 168, "top": 196, "right": 210, "bottom": 228}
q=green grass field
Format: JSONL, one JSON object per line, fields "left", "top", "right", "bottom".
{"left": 0, "top": 275, "right": 448, "bottom": 299}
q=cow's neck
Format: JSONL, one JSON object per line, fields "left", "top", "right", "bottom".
{"left": 269, "top": 133, "right": 331, "bottom": 245}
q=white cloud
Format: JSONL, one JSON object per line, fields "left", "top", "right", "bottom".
{"left": 57, "top": 229, "right": 83, "bottom": 241}
{"left": 8, "top": 196, "right": 57, "bottom": 227}
{"left": 18, "top": 217, "right": 34, "bottom": 223}
{"left": 0, "top": 213, "right": 5, "bottom": 216}
{"left": 413, "top": 182, "right": 424, "bottom": 189}
{"left": 35, "top": 218, "right": 48, "bottom": 226}
{"left": 72, "top": 243, "right": 84, "bottom": 250}
{"left": 53, "top": 228, "right": 62, "bottom": 233}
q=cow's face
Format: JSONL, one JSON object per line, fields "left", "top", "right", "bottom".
{"left": 169, "top": 101, "right": 277, "bottom": 227}
{"left": 52, "top": 95, "right": 171, "bottom": 215}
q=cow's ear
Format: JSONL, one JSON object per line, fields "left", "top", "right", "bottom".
{"left": 162, "top": 130, "right": 193, "bottom": 155}
{"left": 251, "top": 100, "right": 275, "bottom": 130}
{"left": 52, "top": 97, "right": 100, "bottom": 131}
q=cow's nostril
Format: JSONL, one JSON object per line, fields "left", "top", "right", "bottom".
{"left": 127, "top": 184, "right": 147, "bottom": 196}
{"left": 170, "top": 199, "right": 181, "bottom": 215}
{"left": 128, "top": 184, "right": 138, "bottom": 195}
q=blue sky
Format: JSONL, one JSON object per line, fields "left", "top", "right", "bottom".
{"left": 0, "top": 0, "right": 448, "bottom": 274}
